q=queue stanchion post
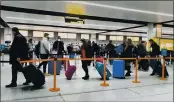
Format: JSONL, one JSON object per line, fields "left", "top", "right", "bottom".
{"left": 160, "top": 57, "right": 167, "bottom": 80}
{"left": 100, "top": 58, "right": 109, "bottom": 87}
{"left": 49, "top": 58, "right": 60, "bottom": 92}
{"left": 132, "top": 58, "right": 140, "bottom": 83}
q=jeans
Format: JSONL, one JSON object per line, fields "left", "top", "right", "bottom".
{"left": 150, "top": 59, "right": 157, "bottom": 74}
{"left": 38, "top": 54, "right": 49, "bottom": 73}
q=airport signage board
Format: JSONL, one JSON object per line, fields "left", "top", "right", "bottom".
{"left": 65, "top": 3, "right": 85, "bottom": 24}
{"left": 160, "top": 39, "right": 174, "bottom": 50}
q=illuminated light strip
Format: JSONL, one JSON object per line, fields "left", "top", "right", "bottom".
{"left": 64, "top": 1, "right": 173, "bottom": 17}
{"left": 6, "top": 17, "right": 124, "bottom": 29}
{"left": 6, "top": 17, "right": 173, "bottom": 33}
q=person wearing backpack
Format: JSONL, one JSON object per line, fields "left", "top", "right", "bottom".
{"left": 37, "top": 33, "right": 50, "bottom": 75}
{"left": 149, "top": 39, "right": 160, "bottom": 76}
{"left": 80, "top": 39, "right": 91, "bottom": 80}
{"left": 122, "top": 39, "right": 134, "bottom": 76}
{"left": 35, "top": 41, "right": 41, "bottom": 59}
{"left": 137, "top": 41, "right": 149, "bottom": 71}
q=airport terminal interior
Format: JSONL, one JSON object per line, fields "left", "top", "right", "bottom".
{"left": 0, "top": 1, "right": 173, "bottom": 101}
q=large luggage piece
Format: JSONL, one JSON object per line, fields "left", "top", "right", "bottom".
{"left": 139, "top": 60, "right": 149, "bottom": 71}
{"left": 22, "top": 64, "right": 45, "bottom": 88}
{"left": 65, "top": 60, "right": 76, "bottom": 80}
{"left": 48, "top": 55, "right": 62, "bottom": 75}
{"left": 95, "top": 62, "right": 111, "bottom": 80}
{"left": 156, "top": 61, "right": 169, "bottom": 77}
{"left": 113, "top": 60, "right": 125, "bottom": 79}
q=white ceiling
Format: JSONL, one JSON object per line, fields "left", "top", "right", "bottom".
{"left": 1, "top": 1, "right": 173, "bottom": 35}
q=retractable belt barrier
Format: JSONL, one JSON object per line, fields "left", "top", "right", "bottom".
{"left": 2, "top": 57, "right": 174, "bottom": 92}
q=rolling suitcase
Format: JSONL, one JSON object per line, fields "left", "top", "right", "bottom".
{"left": 156, "top": 61, "right": 169, "bottom": 77}
{"left": 95, "top": 62, "right": 111, "bottom": 80}
{"left": 65, "top": 65, "right": 76, "bottom": 80}
{"left": 65, "top": 60, "right": 76, "bottom": 80}
{"left": 140, "top": 60, "right": 149, "bottom": 71}
{"left": 48, "top": 56, "right": 62, "bottom": 75}
{"left": 18, "top": 62, "right": 45, "bottom": 88}
{"left": 113, "top": 60, "right": 125, "bottom": 79}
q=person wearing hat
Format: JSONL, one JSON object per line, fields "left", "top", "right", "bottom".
{"left": 37, "top": 33, "right": 50, "bottom": 75}
{"left": 6, "top": 27, "right": 30, "bottom": 88}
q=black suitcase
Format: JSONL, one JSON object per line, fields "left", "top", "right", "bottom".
{"left": 156, "top": 61, "right": 169, "bottom": 77}
{"left": 18, "top": 62, "right": 45, "bottom": 88}
{"left": 140, "top": 60, "right": 149, "bottom": 71}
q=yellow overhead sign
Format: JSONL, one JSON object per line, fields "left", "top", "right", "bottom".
{"left": 66, "top": 3, "right": 85, "bottom": 15}
{"left": 160, "top": 39, "right": 174, "bottom": 51}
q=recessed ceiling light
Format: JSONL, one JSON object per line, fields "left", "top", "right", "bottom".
{"left": 64, "top": 1, "right": 173, "bottom": 17}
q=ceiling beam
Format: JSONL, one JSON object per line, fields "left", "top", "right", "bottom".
{"left": 7, "top": 22, "right": 107, "bottom": 31}
{"left": 96, "top": 25, "right": 147, "bottom": 34}
{"left": 1, "top": 5, "right": 151, "bottom": 25}
{"left": 8, "top": 22, "right": 147, "bottom": 34}
{"left": 0, "top": 17, "right": 10, "bottom": 28}
{"left": 162, "top": 24, "right": 174, "bottom": 28}
{"left": 159, "top": 20, "right": 174, "bottom": 24}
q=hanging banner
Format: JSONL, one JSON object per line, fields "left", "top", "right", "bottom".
{"left": 65, "top": 3, "right": 85, "bottom": 24}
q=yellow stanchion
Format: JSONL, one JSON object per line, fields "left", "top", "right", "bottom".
{"left": 100, "top": 58, "right": 109, "bottom": 87}
{"left": 160, "top": 57, "right": 167, "bottom": 80}
{"left": 49, "top": 58, "right": 60, "bottom": 92}
{"left": 132, "top": 58, "right": 140, "bottom": 83}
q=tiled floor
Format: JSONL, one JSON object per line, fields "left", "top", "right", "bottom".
{"left": 0, "top": 56, "right": 173, "bottom": 101}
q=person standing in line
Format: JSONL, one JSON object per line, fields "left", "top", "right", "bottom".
{"left": 52, "top": 36, "right": 64, "bottom": 57}
{"left": 6, "top": 27, "right": 30, "bottom": 88}
{"left": 149, "top": 39, "right": 160, "bottom": 76}
{"left": 37, "top": 33, "right": 50, "bottom": 75}
{"left": 122, "top": 39, "right": 134, "bottom": 76}
{"left": 28, "top": 39, "right": 34, "bottom": 60}
{"left": 105, "top": 40, "right": 116, "bottom": 65}
{"left": 80, "top": 39, "right": 90, "bottom": 80}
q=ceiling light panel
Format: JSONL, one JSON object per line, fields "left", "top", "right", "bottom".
{"left": 64, "top": 1, "right": 173, "bottom": 17}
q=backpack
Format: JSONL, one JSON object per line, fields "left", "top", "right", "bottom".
{"left": 115, "top": 44, "right": 124, "bottom": 54}
{"left": 35, "top": 42, "right": 40, "bottom": 57}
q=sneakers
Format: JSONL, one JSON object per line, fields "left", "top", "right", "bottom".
{"left": 6, "top": 83, "right": 17, "bottom": 88}
{"left": 23, "top": 81, "right": 31, "bottom": 85}
{"left": 82, "top": 76, "right": 89, "bottom": 80}
{"left": 150, "top": 73, "right": 155, "bottom": 76}
{"left": 44, "top": 73, "right": 51, "bottom": 76}
{"left": 125, "top": 72, "right": 131, "bottom": 76}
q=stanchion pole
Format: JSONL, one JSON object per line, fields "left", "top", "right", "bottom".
{"left": 49, "top": 58, "right": 60, "bottom": 92}
{"left": 160, "top": 57, "right": 167, "bottom": 80}
{"left": 132, "top": 58, "right": 140, "bottom": 83}
{"left": 100, "top": 58, "right": 109, "bottom": 87}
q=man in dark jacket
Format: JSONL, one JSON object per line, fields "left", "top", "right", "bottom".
{"left": 105, "top": 40, "right": 116, "bottom": 65}
{"left": 149, "top": 39, "right": 160, "bottom": 76}
{"left": 92, "top": 41, "right": 99, "bottom": 56}
{"left": 6, "top": 27, "right": 30, "bottom": 88}
{"left": 122, "top": 39, "right": 134, "bottom": 76}
{"left": 52, "top": 36, "right": 64, "bottom": 56}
